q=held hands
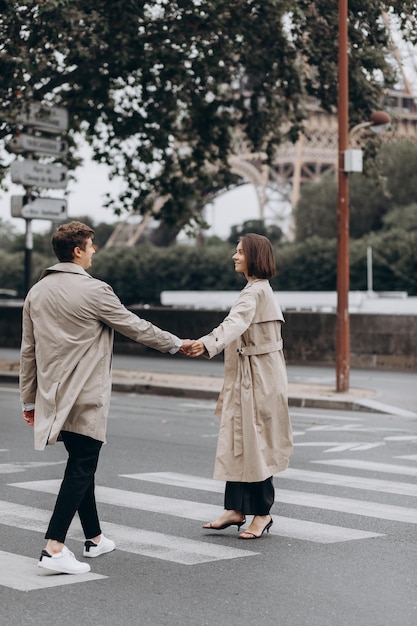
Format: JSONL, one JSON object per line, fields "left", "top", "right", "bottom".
{"left": 180, "top": 340, "right": 206, "bottom": 357}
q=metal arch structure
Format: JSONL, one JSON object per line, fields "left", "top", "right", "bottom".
{"left": 103, "top": 194, "right": 169, "bottom": 249}
{"left": 104, "top": 90, "right": 417, "bottom": 248}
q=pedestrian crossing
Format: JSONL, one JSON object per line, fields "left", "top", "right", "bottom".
{"left": 8, "top": 479, "right": 383, "bottom": 544}
{"left": 2, "top": 456, "right": 417, "bottom": 591}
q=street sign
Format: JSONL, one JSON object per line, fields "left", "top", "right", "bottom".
{"left": 10, "top": 160, "right": 68, "bottom": 189}
{"left": 15, "top": 102, "right": 68, "bottom": 134}
{"left": 11, "top": 195, "right": 67, "bottom": 220}
{"left": 7, "top": 133, "right": 68, "bottom": 157}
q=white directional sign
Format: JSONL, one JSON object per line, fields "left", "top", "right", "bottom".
{"left": 7, "top": 133, "right": 68, "bottom": 157}
{"left": 10, "top": 160, "right": 68, "bottom": 189}
{"left": 15, "top": 103, "right": 68, "bottom": 134}
{"left": 11, "top": 195, "right": 67, "bottom": 221}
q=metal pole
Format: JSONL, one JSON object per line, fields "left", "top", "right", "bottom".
{"left": 336, "top": 0, "right": 350, "bottom": 392}
{"left": 367, "top": 245, "right": 373, "bottom": 293}
{"left": 24, "top": 218, "right": 33, "bottom": 295}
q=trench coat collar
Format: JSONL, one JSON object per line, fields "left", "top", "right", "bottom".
{"left": 39, "top": 262, "right": 93, "bottom": 281}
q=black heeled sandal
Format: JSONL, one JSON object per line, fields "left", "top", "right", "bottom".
{"left": 203, "top": 517, "right": 246, "bottom": 531}
{"left": 239, "top": 516, "right": 273, "bottom": 540}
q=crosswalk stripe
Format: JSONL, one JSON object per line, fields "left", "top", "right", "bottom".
{"left": 9, "top": 480, "right": 383, "bottom": 544}
{"left": 384, "top": 436, "right": 417, "bottom": 441}
{"left": 0, "top": 500, "right": 258, "bottom": 565}
{"left": 295, "top": 442, "right": 384, "bottom": 452}
{"left": 312, "top": 459, "right": 417, "bottom": 476}
{"left": 307, "top": 425, "right": 401, "bottom": 433}
{"left": 282, "top": 468, "right": 417, "bottom": 497}
{"left": 0, "top": 550, "right": 105, "bottom": 591}
{"left": 122, "top": 472, "right": 417, "bottom": 525}
{"left": 0, "top": 461, "right": 65, "bottom": 475}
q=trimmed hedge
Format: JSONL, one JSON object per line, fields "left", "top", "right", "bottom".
{"left": 2, "top": 230, "right": 416, "bottom": 304}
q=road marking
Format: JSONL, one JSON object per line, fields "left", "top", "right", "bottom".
{"left": 0, "top": 500, "right": 259, "bottom": 565}
{"left": 282, "top": 468, "right": 417, "bottom": 497}
{"left": 9, "top": 481, "right": 381, "bottom": 544}
{"left": 384, "top": 436, "right": 417, "bottom": 441}
{"left": 295, "top": 442, "right": 385, "bottom": 452}
{"left": 394, "top": 455, "right": 417, "bottom": 461}
{"left": 0, "top": 550, "right": 105, "bottom": 591}
{"left": 312, "top": 459, "right": 417, "bottom": 477}
{"left": 126, "top": 468, "right": 417, "bottom": 496}
{"left": 0, "top": 461, "right": 65, "bottom": 474}
{"left": 307, "top": 425, "right": 402, "bottom": 433}
{"left": 124, "top": 472, "right": 417, "bottom": 525}
{"left": 291, "top": 412, "right": 362, "bottom": 421}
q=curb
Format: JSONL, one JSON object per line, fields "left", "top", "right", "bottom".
{"left": 2, "top": 370, "right": 413, "bottom": 416}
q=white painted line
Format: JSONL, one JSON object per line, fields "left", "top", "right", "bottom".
{"left": 342, "top": 443, "right": 383, "bottom": 451}
{"left": 0, "top": 550, "right": 105, "bottom": 591}
{"left": 312, "top": 459, "right": 417, "bottom": 477}
{"left": 121, "top": 472, "right": 225, "bottom": 493}
{"left": 0, "top": 461, "right": 65, "bottom": 474}
{"left": 308, "top": 425, "right": 401, "bottom": 433}
{"left": 8, "top": 481, "right": 381, "bottom": 544}
{"left": 275, "top": 489, "right": 417, "bottom": 524}
{"left": 269, "top": 518, "right": 381, "bottom": 543}
{"left": 97, "top": 521, "right": 257, "bottom": 564}
{"left": 282, "top": 468, "right": 417, "bottom": 497}
{"left": 290, "top": 412, "right": 362, "bottom": 421}
{"left": 125, "top": 472, "right": 417, "bottom": 525}
{"left": 294, "top": 442, "right": 384, "bottom": 452}
{"left": 384, "top": 436, "right": 417, "bottom": 441}
{"left": 0, "top": 500, "right": 258, "bottom": 565}
{"left": 295, "top": 442, "right": 344, "bottom": 447}
{"left": 357, "top": 399, "right": 417, "bottom": 418}
{"left": 394, "top": 455, "right": 417, "bottom": 461}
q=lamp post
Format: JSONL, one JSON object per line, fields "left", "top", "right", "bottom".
{"left": 336, "top": 1, "right": 390, "bottom": 392}
{"left": 336, "top": 0, "right": 350, "bottom": 392}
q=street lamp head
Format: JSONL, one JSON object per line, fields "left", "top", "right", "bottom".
{"left": 369, "top": 110, "right": 391, "bottom": 135}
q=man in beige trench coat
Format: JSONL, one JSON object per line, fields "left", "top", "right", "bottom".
{"left": 20, "top": 221, "right": 192, "bottom": 574}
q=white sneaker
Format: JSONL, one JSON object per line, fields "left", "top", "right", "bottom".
{"left": 83, "top": 534, "right": 115, "bottom": 558}
{"left": 38, "top": 546, "right": 91, "bottom": 574}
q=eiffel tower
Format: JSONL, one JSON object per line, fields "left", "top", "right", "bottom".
{"left": 105, "top": 88, "right": 417, "bottom": 249}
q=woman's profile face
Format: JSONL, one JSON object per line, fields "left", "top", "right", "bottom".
{"left": 232, "top": 242, "right": 248, "bottom": 277}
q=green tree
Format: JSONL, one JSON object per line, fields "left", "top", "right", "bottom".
{"left": 1, "top": 1, "right": 416, "bottom": 241}
{"left": 0, "top": 217, "right": 18, "bottom": 251}
{"left": 227, "top": 219, "right": 284, "bottom": 245}
{"left": 295, "top": 141, "right": 417, "bottom": 241}
{"left": 382, "top": 203, "right": 417, "bottom": 232}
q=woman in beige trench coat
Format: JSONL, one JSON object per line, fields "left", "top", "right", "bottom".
{"left": 186, "top": 233, "right": 293, "bottom": 539}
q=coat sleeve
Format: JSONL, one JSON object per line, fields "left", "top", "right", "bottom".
{"left": 19, "top": 297, "right": 38, "bottom": 405}
{"left": 95, "top": 282, "right": 179, "bottom": 353}
{"left": 199, "top": 287, "right": 257, "bottom": 358}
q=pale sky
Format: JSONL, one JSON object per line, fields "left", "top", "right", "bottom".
{"left": 1, "top": 151, "right": 262, "bottom": 240}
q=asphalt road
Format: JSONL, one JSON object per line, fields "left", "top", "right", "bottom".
{"left": 1, "top": 379, "right": 417, "bottom": 626}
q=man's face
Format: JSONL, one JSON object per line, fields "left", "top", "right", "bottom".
{"left": 77, "top": 237, "right": 96, "bottom": 269}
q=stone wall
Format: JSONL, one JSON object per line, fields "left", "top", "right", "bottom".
{"left": 1, "top": 303, "right": 416, "bottom": 370}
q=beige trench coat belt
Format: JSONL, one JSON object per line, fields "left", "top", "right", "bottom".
{"left": 236, "top": 339, "right": 283, "bottom": 356}
{"left": 233, "top": 339, "right": 283, "bottom": 457}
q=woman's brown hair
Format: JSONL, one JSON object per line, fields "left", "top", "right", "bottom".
{"left": 239, "top": 233, "right": 276, "bottom": 279}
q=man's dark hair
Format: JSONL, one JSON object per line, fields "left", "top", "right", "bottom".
{"left": 240, "top": 233, "right": 276, "bottom": 279}
{"left": 52, "top": 221, "right": 95, "bottom": 262}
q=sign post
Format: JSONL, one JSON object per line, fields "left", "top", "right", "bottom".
{"left": 24, "top": 217, "right": 33, "bottom": 296}
{"left": 9, "top": 101, "right": 69, "bottom": 293}
{"left": 11, "top": 195, "right": 68, "bottom": 220}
